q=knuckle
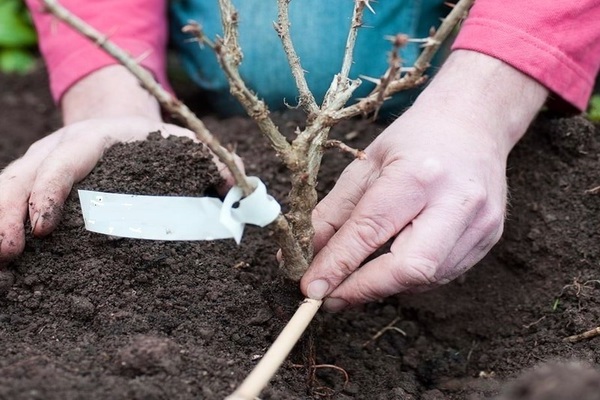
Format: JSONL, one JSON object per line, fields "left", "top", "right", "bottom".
{"left": 466, "top": 186, "right": 488, "bottom": 209}
{"left": 312, "top": 204, "right": 329, "bottom": 223}
{"left": 331, "top": 255, "right": 357, "bottom": 280}
{"left": 393, "top": 254, "right": 440, "bottom": 287}
{"left": 352, "top": 279, "right": 382, "bottom": 303}
{"left": 350, "top": 216, "right": 395, "bottom": 251}
{"left": 478, "top": 205, "right": 506, "bottom": 237}
{"left": 412, "top": 157, "right": 445, "bottom": 188}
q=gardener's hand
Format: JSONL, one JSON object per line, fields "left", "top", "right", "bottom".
{"left": 301, "top": 50, "right": 548, "bottom": 311}
{"left": 0, "top": 66, "right": 238, "bottom": 264}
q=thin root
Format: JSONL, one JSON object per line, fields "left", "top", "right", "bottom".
{"left": 362, "top": 316, "right": 407, "bottom": 347}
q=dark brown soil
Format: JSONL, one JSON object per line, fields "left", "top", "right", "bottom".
{"left": 1, "top": 68, "right": 599, "bottom": 400}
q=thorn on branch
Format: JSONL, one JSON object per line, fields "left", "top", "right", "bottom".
{"left": 359, "top": 0, "right": 376, "bottom": 14}
{"left": 359, "top": 74, "right": 381, "bottom": 85}
{"left": 407, "top": 37, "right": 441, "bottom": 48}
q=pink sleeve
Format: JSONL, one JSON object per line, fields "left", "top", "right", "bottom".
{"left": 26, "top": 0, "right": 170, "bottom": 104}
{"left": 452, "top": 0, "right": 600, "bottom": 111}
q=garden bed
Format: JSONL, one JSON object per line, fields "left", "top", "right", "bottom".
{"left": 1, "top": 68, "right": 599, "bottom": 399}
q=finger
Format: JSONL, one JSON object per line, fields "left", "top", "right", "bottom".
{"left": 28, "top": 134, "right": 110, "bottom": 236}
{"left": 430, "top": 205, "right": 505, "bottom": 285}
{"left": 322, "top": 197, "right": 486, "bottom": 310}
{"left": 301, "top": 171, "right": 426, "bottom": 300}
{"left": 0, "top": 132, "right": 67, "bottom": 259}
{"left": 311, "top": 159, "right": 376, "bottom": 253}
{"left": 158, "top": 123, "right": 197, "bottom": 141}
{"left": 0, "top": 161, "right": 40, "bottom": 261}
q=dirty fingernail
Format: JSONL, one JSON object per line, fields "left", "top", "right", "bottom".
{"left": 31, "top": 211, "right": 40, "bottom": 233}
{"left": 307, "top": 279, "right": 329, "bottom": 300}
{"left": 323, "top": 298, "right": 349, "bottom": 313}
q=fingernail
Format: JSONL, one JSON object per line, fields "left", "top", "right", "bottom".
{"left": 307, "top": 279, "right": 329, "bottom": 300}
{"left": 323, "top": 298, "right": 349, "bottom": 313}
{"left": 31, "top": 211, "right": 40, "bottom": 233}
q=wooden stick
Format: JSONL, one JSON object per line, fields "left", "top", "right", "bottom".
{"left": 227, "top": 298, "right": 322, "bottom": 399}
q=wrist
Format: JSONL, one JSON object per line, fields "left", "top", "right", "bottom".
{"left": 61, "top": 65, "right": 162, "bottom": 124}
{"left": 413, "top": 50, "right": 548, "bottom": 155}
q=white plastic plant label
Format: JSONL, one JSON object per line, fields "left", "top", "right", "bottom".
{"left": 78, "top": 176, "right": 280, "bottom": 244}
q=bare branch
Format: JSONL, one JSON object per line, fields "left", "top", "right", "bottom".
{"left": 40, "top": 0, "right": 255, "bottom": 196}
{"left": 320, "top": 0, "right": 367, "bottom": 110}
{"left": 324, "top": 140, "right": 367, "bottom": 160}
{"left": 274, "top": 0, "right": 318, "bottom": 116}
{"left": 217, "top": 0, "right": 242, "bottom": 65}
{"left": 340, "top": 0, "right": 367, "bottom": 81}
{"left": 366, "top": 33, "right": 408, "bottom": 119}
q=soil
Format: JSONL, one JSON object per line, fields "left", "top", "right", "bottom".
{"left": 1, "top": 68, "right": 599, "bottom": 400}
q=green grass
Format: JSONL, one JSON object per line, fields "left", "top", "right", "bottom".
{"left": 0, "top": 0, "right": 38, "bottom": 73}
{"left": 587, "top": 94, "right": 600, "bottom": 123}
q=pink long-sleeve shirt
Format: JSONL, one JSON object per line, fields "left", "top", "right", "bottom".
{"left": 27, "top": 0, "right": 600, "bottom": 111}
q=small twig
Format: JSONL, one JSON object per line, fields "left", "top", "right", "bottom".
{"left": 40, "top": 0, "right": 254, "bottom": 195}
{"left": 324, "top": 140, "right": 367, "bottom": 160}
{"left": 227, "top": 298, "right": 322, "bottom": 399}
{"left": 362, "top": 316, "right": 406, "bottom": 347}
{"left": 564, "top": 327, "right": 600, "bottom": 343}
{"left": 585, "top": 185, "right": 600, "bottom": 194}
{"left": 523, "top": 315, "right": 546, "bottom": 329}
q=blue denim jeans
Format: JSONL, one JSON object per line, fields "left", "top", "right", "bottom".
{"left": 169, "top": 0, "right": 446, "bottom": 116}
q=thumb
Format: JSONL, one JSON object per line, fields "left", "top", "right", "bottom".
{"left": 301, "top": 173, "right": 424, "bottom": 300}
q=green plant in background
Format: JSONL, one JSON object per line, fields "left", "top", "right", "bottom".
{"left": 0, "top": 0, "right": 38, "bottom": 73}
{"left": 588, "top": 95, "right": 600, "bottom": 123}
